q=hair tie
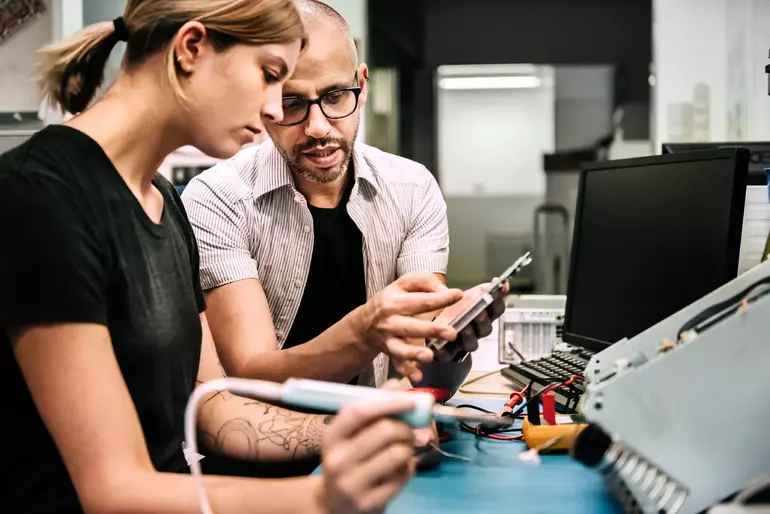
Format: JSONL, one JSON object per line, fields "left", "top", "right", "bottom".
{"left": 113, "top": 16, "right": 129, "bottom": 42}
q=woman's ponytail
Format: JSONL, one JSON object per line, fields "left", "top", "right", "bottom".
{"left": 37, "top": 18, "right": 128, "bottom": 114}
{"left": 35, "top": 0, "right": 306, "bottom": 114}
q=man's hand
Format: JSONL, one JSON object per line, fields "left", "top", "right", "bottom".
{"left": 354, "top": 273, "right": 464, "bottom": 380}
{"left": 320, "top": 396, "right": 417, "bottom": 514}
{"left": 430, "top": 280, "right": 509, "bottom": 362}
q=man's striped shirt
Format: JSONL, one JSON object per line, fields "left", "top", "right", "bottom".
{"left": 182, "top": 139, "right": 449, "bottom": 387}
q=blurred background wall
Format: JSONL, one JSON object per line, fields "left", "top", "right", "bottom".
{"left": 4, "top": 0, "right": 770, "bottom": 291}
{"left": 367, "top": 0, "right": 652, "bottom": 290}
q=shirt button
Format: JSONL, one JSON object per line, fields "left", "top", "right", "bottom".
{"left": 294, "top": 194, "right": 303, "bottom": 203}
{"left": 303, "top": 225, "right": 311, "bottom": 234}
{"left": 294, "top": 280, "right": 302, "bottom": 288}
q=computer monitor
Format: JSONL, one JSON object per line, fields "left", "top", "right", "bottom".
{"left": 662, "top": 142, "right": 769, "bottom": 185}
{"left": 562, "top": 148, "right": 749, "bottom": 353}
{"left": 662, "top": 142, "right": 770, "bottom": 274}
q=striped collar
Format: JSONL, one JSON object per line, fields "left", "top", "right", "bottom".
{"left": 252, "top": 139, "right": 379, "bottom": 199}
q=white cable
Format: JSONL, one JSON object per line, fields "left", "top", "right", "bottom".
{"left": 184, "top": 377, "right": 435, "bottom": 513}
{"left": 183, "top": 378, "right": 284, "bottom": 514}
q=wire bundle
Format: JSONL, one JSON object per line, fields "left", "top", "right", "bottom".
{"left": 454, "top": 404, "right": 524, "bottom": 440}
{"left": 454, "top": 375, "right": 584, "bottom": 442}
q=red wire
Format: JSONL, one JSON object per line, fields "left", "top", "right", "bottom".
{"left": 487, "top": 433, "right": 523, "bottom": 441}
{"left": 457, "top": 376, "right": 586, "bottom": 442}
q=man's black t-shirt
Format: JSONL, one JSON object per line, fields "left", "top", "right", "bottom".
{"left": 0, "top": 125, "right": 206, "bottom": 514}
{"left": 283, "top": 173, "right": 367, "bottom": 384}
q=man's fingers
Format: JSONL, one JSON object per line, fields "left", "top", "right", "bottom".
{"left": 471, "top": 309, "right": 493, "bottom": 338}
{"left": 383, "top": 357, "right": 424, "bottom": 383}
{"left": 487, "top": 296, "right": 506, "bottom": 320}
{"left": 395, "top": 273, "right": 449, "bottom": 293}
{"left": 402, "top": 365, "right": 425, "bottom": 384}
{"left": 385, "top": 336, "right": 434, "bottom": 362}
{"left": 325, "top": 398, "right": 416, "bottom": 445}
{"left": 385, "top": 290, "right": 463, "bottom": 317}
{"left": 390, "top": 352, "right": 426, "bottom": 373}
{"left": 398, "top": 362, "right": 424, "bottom": 383}
{"left": 381, "top": 378, "right": 407, "bottom": 391}
{"left": 381, "top": 316, "right": 457, "bottom": 341}
{"left": 457, "top": 325, "right": 479, "bottom": 353}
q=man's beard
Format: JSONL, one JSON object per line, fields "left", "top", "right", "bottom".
{"left": 279, "top": 134, "right": 355, "bottom": 184}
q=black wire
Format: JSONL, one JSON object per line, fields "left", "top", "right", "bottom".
{"left": 525, "top": 379, "right": 536, "bottom": 400}
{"left": 511, "top": 377, "right": 577, "bottom": 418}
{"left": 741, "top": 482, "right": 770, "bottom": 505}
{"left": 678, "top": 277, "right": 770, "bottom": 337}
{"left": 459, "top": 421, "right": 523, "bottom": 439}
{"left": 453, "top": 404, "right": 494, "bottom": 414}
{"left": 562, "top": 387, "right": 581, "bottom": 414}
{"left": 454, "top": 404, "right": 522, "bottom": 438}
{"left": 456, "top": 377, "right": 579, "bottom": 438}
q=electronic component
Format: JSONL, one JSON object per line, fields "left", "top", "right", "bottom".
{"left": 571, "top": 260, "right": 770, "bottom": 514}
{"left": 428, "top": 252, "right": 532, "bottom": 362}
{"left": 522, "top": 418, "right": 586, "bottom": 452}
{"left": 519, "top": 391, "right": 587, "bottom": 451}
{"left": 498, "top": 295, "right": 565, "bottom": 365}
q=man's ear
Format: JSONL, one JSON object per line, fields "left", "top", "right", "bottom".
{"left": 358, "top": 63, "right": 369, "bottom": 108}
{"left": 173, "top": 21, "right": 209, "bottom": 74}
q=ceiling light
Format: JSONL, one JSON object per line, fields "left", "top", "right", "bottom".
{"left": 438, "top": 76, "right": 542, "bottom": 90}
{"left": 437, "top": 64, "right": 540, "bottom": 77}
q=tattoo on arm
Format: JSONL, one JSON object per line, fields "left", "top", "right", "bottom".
{"left": 196, "top": 336, "right": 330, "bottom": 461}
{"left": 200, "top": 398, "right": 327, "bottom": 461}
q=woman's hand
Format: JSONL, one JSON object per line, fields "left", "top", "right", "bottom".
{"left": 320, "top": 396, "right": 417, "bottom": 514}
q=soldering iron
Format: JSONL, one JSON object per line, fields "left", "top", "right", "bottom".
{"left": 185, "top": 377, "right": 515, "bottom": 514}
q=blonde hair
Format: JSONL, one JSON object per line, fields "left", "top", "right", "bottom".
{"left": 37, "top": 0, "right": 307, "bottom": 114}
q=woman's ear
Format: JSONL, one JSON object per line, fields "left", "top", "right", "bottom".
{"left": 173, "top": 21, "right": 208, "bottom": 74}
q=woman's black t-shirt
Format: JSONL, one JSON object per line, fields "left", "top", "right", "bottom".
{"left": 0, "top": 125, "right": 206, "bottom": 513}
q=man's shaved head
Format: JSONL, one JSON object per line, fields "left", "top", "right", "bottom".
{"left": 296, "top": 0, "right": 348, "bottom": 29}
{"left": 266, "top": 0, "right": 368, "bottom": 186}
{"left": 295, "top": 0, "right": 358, "bottom": 66}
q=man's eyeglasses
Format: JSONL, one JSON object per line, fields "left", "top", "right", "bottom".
{"left": 277, "top": 76, "right": 362, "bottom": 127}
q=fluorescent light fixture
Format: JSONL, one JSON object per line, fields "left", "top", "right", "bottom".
{"left": 438, "top": 75, "right": 542, "bottom": 90}
{"left": 437, "top": 64, "right": 540, "bottom": 77}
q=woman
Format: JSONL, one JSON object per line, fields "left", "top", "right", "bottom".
{"left": 0, "top": 1, "right": 463, "bottom": 513}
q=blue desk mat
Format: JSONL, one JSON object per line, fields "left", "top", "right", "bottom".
{"left": 317, "top": 397, "right": 621, "bottom": 514}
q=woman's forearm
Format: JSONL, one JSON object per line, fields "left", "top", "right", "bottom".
{"left": 198, "top": 387, "right": 332, "bottom": 462}
{"left": 83, "top": 470, "right": 324, "bottom": 514}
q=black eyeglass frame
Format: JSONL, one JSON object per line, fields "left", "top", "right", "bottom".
{"left": 276, "top": 74, "right": 363, "bottom": 127}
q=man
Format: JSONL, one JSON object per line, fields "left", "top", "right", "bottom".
{"left": 182, "top": 0, "right": 505, "bottom": 389}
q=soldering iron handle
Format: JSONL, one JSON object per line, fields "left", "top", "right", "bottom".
{"left": 281, "top": 378, "right": 435, "bottom": 428}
